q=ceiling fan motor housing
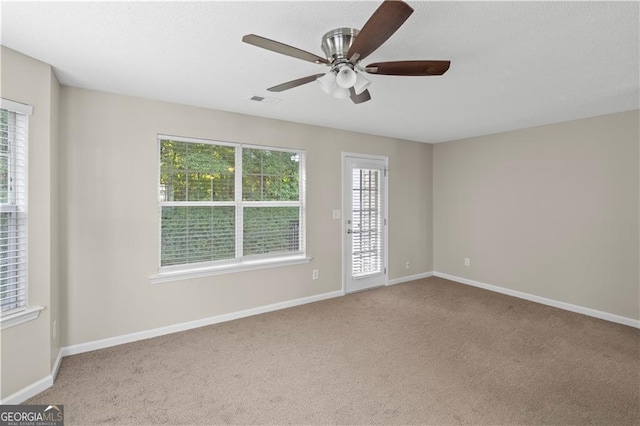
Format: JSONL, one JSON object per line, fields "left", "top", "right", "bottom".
{"left": 321, "top": 28, "right": 360, "bottom": 63}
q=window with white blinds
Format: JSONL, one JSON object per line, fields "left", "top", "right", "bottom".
{"left": 0, "top": 100, "right": 30, "bottom": 315}
{"left": 351, "top": 168, "right": 382, "bottom": 277}
{"left": 159, "top": 136, "right": 305, "bottom": 271}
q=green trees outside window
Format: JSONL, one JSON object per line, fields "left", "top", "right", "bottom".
{"left": 242, "top": 148, "right": 299, "bottom": 201}
{"left": 159, "top": 138, "right": 304, "bottom": 268}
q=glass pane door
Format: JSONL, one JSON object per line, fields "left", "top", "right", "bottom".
{"left": 343, "top": 155, "right": 387, "bottom": 293}
{"left": 351, "top": 168, "right": 382, "bottom": 277}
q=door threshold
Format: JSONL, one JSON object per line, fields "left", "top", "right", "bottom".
{"left": 346, "top": 284, "right": 385, "bottom": 295}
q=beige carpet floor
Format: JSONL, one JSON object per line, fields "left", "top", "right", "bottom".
{"left": 27, "top": 277, "right": 640, "bottom": 425}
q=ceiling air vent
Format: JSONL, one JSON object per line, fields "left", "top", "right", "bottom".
{"left": 249, "top": 95, "right": 281, "bottom": 104}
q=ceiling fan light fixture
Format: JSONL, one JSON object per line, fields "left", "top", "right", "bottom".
{"left": 332, "top": 86, "right": 350, "bottom": 99}
{"left": 317, "top": 71, "right": 337, "bottom": 94}
{"left": 353, "top": 73, "right": 371, "bottom": 95}
{"left": 336, "top": 66, "right": 357, "bottom": 89}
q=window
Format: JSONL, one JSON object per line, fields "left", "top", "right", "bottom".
{"left": 351, "top": 168, "right": 383, "bottom": 277}
{"left": 157, "top": 135, "right": 306, "bottom": 278}
{"left": 0, "top": 100, "right": 30, "bottom": 316}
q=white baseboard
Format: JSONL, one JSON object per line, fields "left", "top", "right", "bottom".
{"left": 1, "top": 348, "right": 62, "bottom": 405}
{"left": 0, "top": 376, "right": 52, "bottom": 405}
{"left": 62, "top": 289, "right": 344, "bottom": 357}
{"left": 434, "top": 272, "right": 640, "bottom": 329}
{"left": 51, "top": 347, "right": 63, "bottom": 381}
{"left": 388, "top": 271, "right": 434, "bottom": 286}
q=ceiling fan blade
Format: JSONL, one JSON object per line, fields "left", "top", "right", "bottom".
{"left": 366, "top": 60, "right": 451, "bottom": 76}
{"left": 347, "top": 0, "right": 414, "bottom": 61}
{"left": 243, "top": 34, "right": 329, "bottom": 64}
{"left": 267, "top": 74, "right": 325, "bottom": 92}
{"left": 349, "top": 88, "right": 372, "bottom": 104}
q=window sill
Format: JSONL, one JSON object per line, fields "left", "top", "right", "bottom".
{"left": 0, "top": 306, "right": 45, "bottom": 331}
{"left": 150, "top": 255, "right": 313, "bottom": 284}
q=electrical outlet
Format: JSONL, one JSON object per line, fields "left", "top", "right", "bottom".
{"left": 464, "top": 258, "right": 471, "bottom": 267}
{"left": 312, "top": 269, "right": 319, "bottom": 280}
{"left": 332, "top": 209, "right": 341, "bottom": 219}
{"left": 405, "top": 261, "right": 410, "bottom": 269}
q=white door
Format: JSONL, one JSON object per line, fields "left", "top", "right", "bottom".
{"left": 343, "top": 154, "right": 388, "bottom": 293}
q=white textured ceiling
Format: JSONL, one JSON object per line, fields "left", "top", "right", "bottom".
{"left": 1, "top": 1, "right": 638, "bottom": 143}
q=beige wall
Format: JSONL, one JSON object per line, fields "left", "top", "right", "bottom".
{"left": 60, "top": 86, "right": 434, "bottom": 346}
{"left": 433, "top": 110, "right": 640, "bottom": 320}
{"left": 0, "top": 47, "right": 60, "bottom": 398}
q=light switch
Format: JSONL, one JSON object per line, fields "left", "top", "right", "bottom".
{"left": 332, "top": 209, "right": 341, "bottom": 219}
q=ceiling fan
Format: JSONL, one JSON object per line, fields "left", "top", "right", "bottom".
{"left": 242, "top": 0, "right": 450, "bottom": 104}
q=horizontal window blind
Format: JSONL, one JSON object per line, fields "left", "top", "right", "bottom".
{"left": 159, "top": 136, "right": 305, "bottom": 270}
{"left": 0, "top": 103, "right": 29, "bottom": 314}
{"left": 161, "top": 206, "right": 235, "bottom": 266}
{"left": 351, "top": 168, "right": 382, "bottom": 278}
{"left": 243, "top": 206, "right": 300, "bottom": 256}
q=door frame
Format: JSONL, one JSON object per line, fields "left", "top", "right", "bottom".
{"left": 341, "top": 152, "right": 389, "bottom": 294}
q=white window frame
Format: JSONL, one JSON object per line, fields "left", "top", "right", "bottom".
{"left": 0, "top": 98, "right": 44, "bottom": 330}
{"left": 152, "top": 134, "right": 310, "bottom": 284}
